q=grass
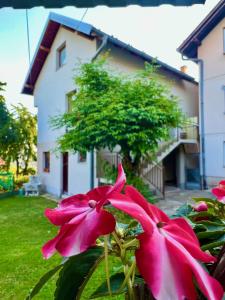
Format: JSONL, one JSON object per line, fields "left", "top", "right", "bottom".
{"left": 0, "top": 196, "right": 124, "bottom": 300}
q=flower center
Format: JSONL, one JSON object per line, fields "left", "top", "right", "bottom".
{"left": 156, "top": 221, "right": 166, "bottom": 228}
{"left": 88, "top": 200, "right": 97, "bottom": 208}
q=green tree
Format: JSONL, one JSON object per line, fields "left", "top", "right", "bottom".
{"left": 0, "top": 82, "right": 18, "bottom": 170}
{"left": 53, "top": 59, "right": 183, "bottom": 176}
{"left": 0, "top": 83, "right": 37, "bottom": 174}
{"left": 12, "top": 104, "right": 37, "bottom": 175}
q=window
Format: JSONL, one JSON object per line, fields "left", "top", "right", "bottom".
{"left": 57, "top": 43, "right": 66, "bottom": 69}
{"left": 78, "top": 151, "right": 87, "bottom": 163}
{"left": 43, "top": 152, "right": 50, "bottom": 172}
{"left": 66, "top": 90, "right": 76, "bottom": 113}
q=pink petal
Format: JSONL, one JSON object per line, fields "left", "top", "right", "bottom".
{"left": 212, "top": 187, "right": 225, "bottom": 200}
{"left": 166, "top": 234, "right": 224, "bottom": 300}
{"left": 42, "top": 234, "right": 61, "bottom": 259}
{"left": 87, "top": 185, "right": 112, "bottom": 201}
{"left": 55, "top": 209, "right": 115, "bottom": 257}
{"left": 60, "top": 194, "right": 89, "bottom": 208}
{"left": 168, "top": 217, "right": 200, "bottom": 245}
{"left": 136, "top": 231, "right": 198, "bottom": 300}
{"left": 136, "top": 231, "right": 185, "bottom": 300}
{"left": 109, "top": 194, "right": 154, "bottom": 234}
{"left": 45, "top": 206, "right": 89, "bottom": 226}
{"left": 89, "top": 164, "right": 126, "bottom": 211}
{"left": 164, "top": 219, "right": 216, "bottom": 263}
{"left": 125, "top": 185, "right": 169, "bottom": 223}
{"left": 112, "top": 164, "right": 126, "bottom": 193}
{"left": 125, "top": 185, "right": 150, "bottom": 213}
{"left": 42, "top": 211, "right": 88, "bottom": 259}
{"left": 219, "top": 180, "right": 225, "bottom": 187}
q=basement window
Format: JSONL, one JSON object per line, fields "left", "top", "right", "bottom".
{"left": 43, "top": 152, "right": 50, "bottom": 172}
{"left": 57, "top": 43, "right": 66, "bottom": 69}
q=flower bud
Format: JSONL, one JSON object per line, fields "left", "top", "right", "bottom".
{"left": 193, "top": 201, "right": 208, "bottom": 212}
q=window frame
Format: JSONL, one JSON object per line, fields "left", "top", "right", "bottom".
{"left": 57, "top": 42, "right": 66, "bottom": 69}
{"left": 78, "top": 151, "right": 87, "bottom": 163}
{"left": 43, "top": 151, "right": 50, "bottom": 173}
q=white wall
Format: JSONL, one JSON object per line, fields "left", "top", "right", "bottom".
{"left": 198, "top": 17, "right": 225, "bottom": 185}
{"left": 34, "top": 26, "right": 97, "bottom": 197}
{"left": 105, "top": 44, "right": 199, "bottom": 118}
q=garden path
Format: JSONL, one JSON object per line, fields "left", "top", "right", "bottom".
{"left": 156, "top": 188, "right": 212, "bottom": 216}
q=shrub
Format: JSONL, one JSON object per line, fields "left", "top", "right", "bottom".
{"left": 14, "top": 175, "right": 29, "bottom": 189}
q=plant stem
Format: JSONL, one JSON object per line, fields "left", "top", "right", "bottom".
{"left": 119, "top": 260, "right": 136, "bottom": 292}
{"left": 104, "top": 235, "right": 111, "bottom": 296}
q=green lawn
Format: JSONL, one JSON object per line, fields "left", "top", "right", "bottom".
{"left": 0, "top": 196, "right": 124, "bottom": 300}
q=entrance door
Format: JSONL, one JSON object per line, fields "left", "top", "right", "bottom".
{"left": 62, "top": 152, "right": 68, "bottom": 194}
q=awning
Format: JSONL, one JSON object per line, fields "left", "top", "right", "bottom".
{"left": 0, "top": 0, "right": 206, "bottom": 9}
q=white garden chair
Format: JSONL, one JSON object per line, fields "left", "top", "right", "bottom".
{"left": 23, "top": 175, "right": 42, "bottom": 196}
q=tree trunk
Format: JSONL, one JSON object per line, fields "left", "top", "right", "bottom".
{"left": 121, "top": 150, "right": 134, "bottom": 176}
{"left": 16, "top": 158, "right": 19, "bottom": 176}
{"left": 23, "top": 158, "right": 29, "bottom": 175}
{"left": 121, "top": 147, "right": 141, "bottom": 176}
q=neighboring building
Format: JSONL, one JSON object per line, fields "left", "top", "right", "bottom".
{"left": 178, "top": 0, "right": 225, "bottom": 187}
{"left": 22, "top": 12, "right": 199, "bottom": 197}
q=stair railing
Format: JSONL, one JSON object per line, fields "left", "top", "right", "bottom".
{"left": 142, "top": 163, "right": 165, "bottom": 198}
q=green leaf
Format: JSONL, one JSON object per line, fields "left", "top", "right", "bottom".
{"left": 201, "top": 234, "right": 225, "bottom": 251}
{"left": 192, "top": 197, "right": 215, "bottom": 203}
{"left": 90, "top": 273, "right": 145, "bottom": 299}
{"left": 90, "top": 272, "right": 126, "bottom": 299}
{"left": 200, "top": 220, "right": 225, "bottom": 231}
{"left": 26, "top": 264, "right": 63, "bottom": 300}
{"left": 54, "top": 247, "right": 104, "bottom": 300}
{"left": 197, "top": 230, "right": 225, "bottom": 239}
{"left": 172, "top": 204, "right": 193, "bottom": 218}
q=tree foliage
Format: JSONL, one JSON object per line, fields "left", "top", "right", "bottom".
{"left": 12, "top": 104, "right": 37, "bottom": 175}
{"left": 0, "top": 82, "right": 18, "bottom": 169}
{"left": 53, "top": 59, "right": 183, "bottom": 175}
{"left": 0, "top": 82, "right": 37, "bottom": 174}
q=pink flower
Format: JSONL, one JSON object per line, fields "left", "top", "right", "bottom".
{"left": 110, "top": 186, "right": 224, "bottom": 300}
{"left": 212, "top": 180, "right": 225, "bottom": 203}
{"left": 193, "top": 201, "right": 208, "bottom": 212}
{"left": 42, "top": 164, "right": 126, "bottom": 259}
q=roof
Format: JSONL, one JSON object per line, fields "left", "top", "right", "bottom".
{"left": 1, "top": 0, "right": 206, "bottom": 8}
{"left": 178, "top": 0, "right": 225, "bottom": 59}
{"left": 22, "top": 12, "right": 197, "bottom": 95}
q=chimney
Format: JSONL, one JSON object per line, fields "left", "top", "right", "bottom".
{"left": 180, "top": 65, "right": 188, "bottom": 74}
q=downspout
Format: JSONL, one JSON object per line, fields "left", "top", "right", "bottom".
{"left": 181, "top": 55, "right": 207, "bottom": 189}
{"left": 89, "top": 35, "right": 108, "bottom": 189}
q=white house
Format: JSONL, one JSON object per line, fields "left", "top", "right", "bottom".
{"left": 22, "top": 12, "right": 199, "bottom": 197}
{"left": 178, "top": 0, "right": 225, "bottom": 188}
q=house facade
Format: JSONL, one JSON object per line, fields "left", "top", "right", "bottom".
{"left": 178, "top": 0, "right": 225, "bottom": 187}
{"left": 22, "top": 12, "right": 199, "bottom": 197}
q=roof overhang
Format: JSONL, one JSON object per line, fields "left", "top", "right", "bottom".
{"left": 22, "top": 12, "right": 197, "bottom": 96}
{"left": 1, "top": 0, "right": 206, "bottom": 8}
{"left": 178, "top": 0, "right": 225, "bottom": 59}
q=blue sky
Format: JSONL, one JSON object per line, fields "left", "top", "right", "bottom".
{"left": 0, "top": 1, "right": 219, "bottom": 113}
